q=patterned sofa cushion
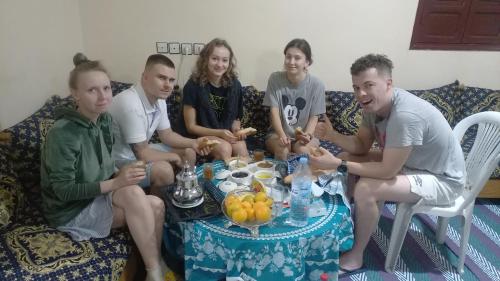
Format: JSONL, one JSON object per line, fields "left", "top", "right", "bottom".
{"left": 7, "top": 95, "right": 75, "bottom": 192}
{"left": 240, "top": 86, "right": 270, "bottom": 149}
{"left": 456, "top": 86, "right": 499, "bottom": 122}
{"left": 0, "top": 144, "right": 20, "bottom": 228}
{"left": 408, "top": 81, "right": 460, "bottom": 127}
{"left": 0, "top": 224, "right": 131, "bottom": 280}
{"left": 325, "top": 90, "right": 361, "bottom": 136}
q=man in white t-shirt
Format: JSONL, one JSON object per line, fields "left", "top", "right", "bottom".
{"left": 109, "top": 54, "right": 210, "bottom": 196}
{"left": 310, "top": 54, "right": 465, "bottom": 275}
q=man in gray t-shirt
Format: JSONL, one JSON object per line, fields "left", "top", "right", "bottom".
{"left": 310, "top": 54, "right": 465, "bottom": 274}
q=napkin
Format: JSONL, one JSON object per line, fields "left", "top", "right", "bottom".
{"left": 317, "top": 172, "right": 351, "bottom": 211}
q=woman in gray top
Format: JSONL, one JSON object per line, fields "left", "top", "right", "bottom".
{"left": 263, "top": 39, "right": 326, "bottom": 160}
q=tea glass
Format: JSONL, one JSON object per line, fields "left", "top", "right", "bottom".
{"left": 203, "top": 163, "right": 213, "bottom": 180}
{"left": 253, "top": 149, "right": 265, "bottom": 162}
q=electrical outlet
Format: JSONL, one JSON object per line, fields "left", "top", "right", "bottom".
{"left": 193, "top": 43, "right": 204, "bottom": 55}
{"left": 169, "top": 42, "right": 180, "bottom": 54}
{"left": 156, "top": 42, "right": 168, "bottom": 53}
{"left": 181, "top": 43, "right": 193, "bottom": 55}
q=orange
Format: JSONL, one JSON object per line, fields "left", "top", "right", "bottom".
{"left": 253, "top": 201, "right": 267, "bottom": 210}
{"left": 227, "top": 202, "right": 243, "bottom": 217}
{"left": 264, "top": 198, "right": 274, "bottom": 207}
{"left": 224, "top": 195, "right": 239, "bottom": 208}
{"left": 254, "top": 191, "right": 267, "bottom": 202}
{"left": 255, "top": 206, "right": 271, "bottom": 222}
{"left": 241, "top": 201, "right": 253, "bottom": 209}
{"left": 231, "top": 209, "right": 248, "bottom": 223}
{"left": 245, "top": 208, "right": 256, "bottom": 222}
{"left": 241, "top": 194, "right": 255, "bottom": 204}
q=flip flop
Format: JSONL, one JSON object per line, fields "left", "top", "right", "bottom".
{"left": 338, "top": 265, "right": 366, "bottom": 278}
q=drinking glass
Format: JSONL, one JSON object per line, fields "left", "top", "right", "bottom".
{"left": 253, "top": 149, "right": 265, "bottom": 162}
{"left": 203, "top": 163, "right": 213, "bottom": 180}
{"left": 271, "top": 183, "right": 286, "bottom": 219}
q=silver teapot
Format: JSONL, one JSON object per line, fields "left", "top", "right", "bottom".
{"left": 172, "top": 161, "right": 204, "bottom": 208}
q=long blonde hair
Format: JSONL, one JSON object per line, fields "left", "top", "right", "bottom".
{"left": 191, "top": 38, "right": 238, "bottom": 88}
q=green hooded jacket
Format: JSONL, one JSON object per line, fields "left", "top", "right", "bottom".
{"left": 41, "top": 106, "right": 115, "bottom": 227}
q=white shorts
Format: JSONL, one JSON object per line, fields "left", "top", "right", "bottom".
{"left": 402, "top": 167, "right": 464, "bottom": 206}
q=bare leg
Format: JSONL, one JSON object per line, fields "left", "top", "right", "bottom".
{"left": 339, "top": 150, "right": 382, "bottom": 198}
{"left": 231, "top": 140, "right": 250, "bottom": 159}
{"left": 111, "top": 185, "right": 165, "bottom": 279}
{"left": 170, "top": 147, "right": 197, "bottom": 167}
{"left": 292, "top": 137, "right": 320, "bottom": 154}
{"left": 266, "top": 134, "right": 291, "bottom": 161}
{"left": 205, "top": 136, "right": 232, "bottom": 160}
{"left": 340, "top": 175, "right": 420, "bottom": 271}
{"left": 149, "top": 161, "right": 175, "bottom": 197}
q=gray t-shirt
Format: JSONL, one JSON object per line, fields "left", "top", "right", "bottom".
{"left": 362, "top": 88, "right": 465, "bottom": 187}
{"left": 263, "top": 71, "right": 326, "bottom": 137}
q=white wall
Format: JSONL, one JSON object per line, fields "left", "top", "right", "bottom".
{"left": 79, "top": 0, "right": 500, "bottom": 91}
{"left": 0, "top": 0, "right": 83, "bottom": 129}
{"left": 1, "top": 0, "right": 499, "bottom": 129}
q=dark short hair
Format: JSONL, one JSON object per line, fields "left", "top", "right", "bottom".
{"left": 350, "top": 54, "right": 393, "bottom": 77}
{"left": 145, "top": 54, "right": 175, "bottom": 70}
{"left": 284, "top": 38, "right": 313, "bottom": 65}
{"left": 68, "top": 53, "right": 109, "bottom": 90}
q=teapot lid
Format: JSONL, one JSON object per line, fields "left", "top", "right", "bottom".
{"left": 179, "top": 161, "right": 195, "bottom": 179}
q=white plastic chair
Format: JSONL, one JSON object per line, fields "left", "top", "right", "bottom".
{"left": 384, "top": 111, "right": 500, "bottom": 274}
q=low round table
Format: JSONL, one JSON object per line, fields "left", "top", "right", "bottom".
{"left": 163, "top": 160, "right": 354, "bottom": 281}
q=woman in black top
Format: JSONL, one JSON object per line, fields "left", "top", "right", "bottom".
{"left": 181, "top": 38, "right": 250, "bottom": 161}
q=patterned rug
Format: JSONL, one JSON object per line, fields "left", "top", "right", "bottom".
{"left": 342, "top": 198, "right": 500, "bottom": 281}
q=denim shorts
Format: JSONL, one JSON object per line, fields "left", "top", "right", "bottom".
{"left": 114, "top": 143, "right": 171, "bottom": 188}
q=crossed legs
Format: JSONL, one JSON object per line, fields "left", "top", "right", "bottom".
{"left": 111, "top": 185, "right": 165, "bottom": 280}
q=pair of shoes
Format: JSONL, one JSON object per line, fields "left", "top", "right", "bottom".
{"left": 338, "top": 266, "right": 365, "bottom": 278}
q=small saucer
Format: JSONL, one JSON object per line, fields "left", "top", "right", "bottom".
{"left": 219, "top": 181, "right": 238, "bottom": 193}
{"left": 215, "top": 169, "right": 231, "bottom": 180}
{"left": 171, "top": 196, "right": 204, "bottom": 208}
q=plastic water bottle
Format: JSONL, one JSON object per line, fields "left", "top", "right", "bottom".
{"left": 288, "top": 157, "right": 312, "bottom": 227}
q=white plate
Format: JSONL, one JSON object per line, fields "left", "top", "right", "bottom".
{"left": 171, "top": 196, "right": 204, "bottom": 208}
{"left": 215, "top": 169, "right": 231, "bottom": 180}
{"left": 219, "top": 181, "right": 237, "bottom": 193}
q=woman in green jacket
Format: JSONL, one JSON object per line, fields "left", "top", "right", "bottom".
{"left": 41, "top": 53, "right": 166, "bottom": 281}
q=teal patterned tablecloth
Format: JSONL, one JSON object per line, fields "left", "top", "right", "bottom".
{"left": 163, "top": 160, "right": 354, "bottom": 281}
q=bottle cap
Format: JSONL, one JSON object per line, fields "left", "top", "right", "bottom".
{"left": 299, "top": 156, "right": 308, "bottom": 164}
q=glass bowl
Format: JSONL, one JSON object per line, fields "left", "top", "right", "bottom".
{"left": 221, "top": 189, "right": 273, "bottom": 237}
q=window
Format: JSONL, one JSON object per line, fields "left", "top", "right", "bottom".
{"left": 410, "top": 0, "right": 500, "bottom": 51}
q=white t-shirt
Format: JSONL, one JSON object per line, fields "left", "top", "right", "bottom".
{"left": 108, "top": 84, "right": 171, "bottom": 161}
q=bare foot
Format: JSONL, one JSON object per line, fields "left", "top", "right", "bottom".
{"left": 339, "top": 250, "right": 364, "bottom": 271}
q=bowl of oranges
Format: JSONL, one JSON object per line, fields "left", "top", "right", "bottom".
{"left": 222, "top": 189, "right": 274, "bottom": 237}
